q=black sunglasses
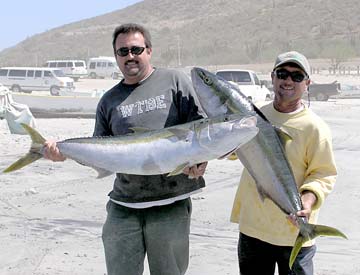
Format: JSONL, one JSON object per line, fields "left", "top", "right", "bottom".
{"left": 116, "top": 46, "right": 147, "bottom": 57}
{"left": 275, "top": 69, "right": 308, "bottom": 83}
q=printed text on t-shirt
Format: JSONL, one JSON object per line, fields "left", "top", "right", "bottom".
{"left": 116, "top": 95, "right": 167, "bottom": 118}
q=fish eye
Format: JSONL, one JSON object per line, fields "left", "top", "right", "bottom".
{"left": 204, "top": 77, "right": 212, "bottom": 85}
{"left": 199, "top": 71, "right": 212, "bottom": 85}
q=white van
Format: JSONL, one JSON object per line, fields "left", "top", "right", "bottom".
{"left": 0, "top": 67, "right": 75, "bottom": 96}
{"left": 45, "top": 60, "right": 87, "bottom": 81}
{"left": 87, "top": 56, "right": 122, "bottom": 79}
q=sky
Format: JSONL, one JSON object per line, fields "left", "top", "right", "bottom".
{"left": 0, "top": 0, "right": 143, "bottom": 51}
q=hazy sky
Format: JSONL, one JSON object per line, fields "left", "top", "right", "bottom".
{"left": 0, "top": 0, "right": 142, "bottom": 51}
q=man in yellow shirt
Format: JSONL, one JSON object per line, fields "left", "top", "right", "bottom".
{"left": 230, "top": 51, "right": 337, "bottom": 275}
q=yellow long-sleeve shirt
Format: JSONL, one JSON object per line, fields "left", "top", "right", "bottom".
{"left": 230, "top": 102, "right": 337, "bottom": 246}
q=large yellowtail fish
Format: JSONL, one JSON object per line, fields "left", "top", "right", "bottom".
{"left": 191, "top": 67, "right": 347, "bottom": 267}
{"left": 3, "top": 114, "right": 258, "bottom": 178}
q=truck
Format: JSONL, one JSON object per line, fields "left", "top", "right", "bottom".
{"left": 307, "top": 81, "right": 341, "bottom": 101}
{"left": 215, "top": 69, "right": 272, "bottom": 103}
{"left": 258, "top": 77, "right": 341, "bottom": 102}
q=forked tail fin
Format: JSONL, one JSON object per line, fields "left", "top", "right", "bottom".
{"left": 3, "top": 123, "right": 46, "bottom": 173}
{"left": 289, "top": 223, "right": 348, "bottom": 268}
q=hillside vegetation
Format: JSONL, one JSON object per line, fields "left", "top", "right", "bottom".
{"left": 1, "top": 0, "right": 360, "bottom": 68}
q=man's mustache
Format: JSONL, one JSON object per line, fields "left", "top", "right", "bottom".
{"left": 125, "top": 60, "right": 138, "bottom": 65}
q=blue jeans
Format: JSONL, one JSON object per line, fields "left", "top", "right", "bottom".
{"left": 238, "top": 233, "right": 316, "bottom": 275}
{"left": 102, "top": 199, "right": 192, "bottom": 275}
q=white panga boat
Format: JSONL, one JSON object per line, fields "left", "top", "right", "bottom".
{"left": 10, "top": 90, "right": 103, "bottom": 118}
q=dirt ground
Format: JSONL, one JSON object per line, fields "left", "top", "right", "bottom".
{"left": 0, "top": 74, "right": 359, "bottom": 274}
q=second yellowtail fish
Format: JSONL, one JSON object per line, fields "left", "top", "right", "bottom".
{"left": 191, "top": 67, "right": 347, "bottom": 268}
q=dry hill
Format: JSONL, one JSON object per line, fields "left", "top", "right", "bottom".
{"left": 1, "top": 0, "right": 360, "bottom": 68}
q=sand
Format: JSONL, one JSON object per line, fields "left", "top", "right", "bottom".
{"left": 0, "top": 77, "right": 359, "bottom": 274}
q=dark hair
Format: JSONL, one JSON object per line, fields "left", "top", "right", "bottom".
{"left": 112, "top": 23, "right": 152, "bottom": 53}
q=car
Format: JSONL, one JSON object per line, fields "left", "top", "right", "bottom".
{"left": 335, "top": 84, "right": 360, "bottom": 98}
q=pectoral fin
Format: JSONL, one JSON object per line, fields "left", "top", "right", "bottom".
{"left": 167, "top": 163, "right": 189, "bottom": 177}
{"left": 167, "top": 128, "right": 193, "bottom": 140}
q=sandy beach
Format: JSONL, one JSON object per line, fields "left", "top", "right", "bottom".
{"left": 1, "top": 79, "right": 359, "bottom": 274}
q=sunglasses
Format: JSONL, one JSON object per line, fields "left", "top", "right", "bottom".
{"left": 275, "top": 69, "right": 308, "bottom": 83}
{"left": 116, "top": 46, "right": 147, "bottom": 57}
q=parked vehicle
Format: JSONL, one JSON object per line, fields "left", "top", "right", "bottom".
{"left": 307, "top": 81, "right": 341, "bottom": 101}
{"left": 87, "top": 56, "right": 122, "bottom": 79}
{"left": 0, "top": 67, "right": 75, "bottom": 96}
{"left": 334, "top": 84, "right": 360, "bottom": 98}
{"left": 215, "top": 69, "right": 272, "bottom": 102}
{"left": 44, "top": 60, "right": 87, "bottom": 81}
{"left": 256, "top": 77, "right": 340, "bottom": 102}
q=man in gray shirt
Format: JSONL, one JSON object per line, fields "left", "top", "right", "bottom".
{"left": 44, "top": 23, "right": 207, "bottom": 275}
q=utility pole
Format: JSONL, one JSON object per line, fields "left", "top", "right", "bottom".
{"left": 34, "top": 53, "right": 38, "bottom": 67}
{"left": 177, "top": 36, "right": 181, "bottom": 67}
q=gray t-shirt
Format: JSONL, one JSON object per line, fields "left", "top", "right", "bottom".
{"left": 94, "top": 68, "right": 206, "bottom": 203}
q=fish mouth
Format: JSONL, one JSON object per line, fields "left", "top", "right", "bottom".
{"left": 191, "top": 68, "right": 202, "bottom": 87}
{"left": 191, "top": 67, "right": 213, "bottom": 86}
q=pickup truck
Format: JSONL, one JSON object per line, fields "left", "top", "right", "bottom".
{"left": 259, "top": 78, "right": 340, "bottom": 102}
{"left": 215, "top": 69, "right": 272, "bottom": 102}
{"left": 307, "top": 81, "right": 341, "bottom": 101}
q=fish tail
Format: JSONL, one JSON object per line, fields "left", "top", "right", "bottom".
{"left": 289, "top": 223, "right": 347, "bottom": 268}
{"left": 3, "top": 123, "right": 46, "bottom": 173}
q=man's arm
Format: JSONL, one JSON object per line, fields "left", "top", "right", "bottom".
{"left": 288, "top": 123, "right": 336, "bottom": 226}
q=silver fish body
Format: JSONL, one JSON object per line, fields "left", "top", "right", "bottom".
{"left": 56, "top": 114, "right": 258, "bottom": 176}
{"left": 191, "top": 67, "right": 347, "bottom": 267}
{"left": 3, "top": 114, "right": 258, "bottom": 178}
{"left": 192, "top": 67, "right": 302, "bottom": 213}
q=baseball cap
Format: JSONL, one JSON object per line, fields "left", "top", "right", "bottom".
{"left": 273, "top": 51, "right": 310, "bottom": 76}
